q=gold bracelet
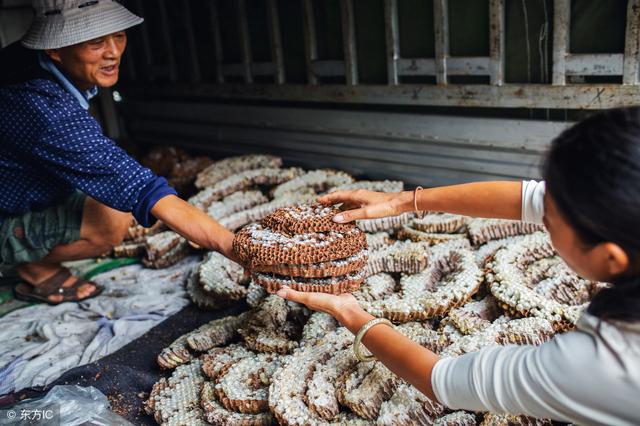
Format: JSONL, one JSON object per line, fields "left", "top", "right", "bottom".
{"left": 353, "top": 318, "right": 393, "bottom": 362}
{"left": 413, "top": 186, "right": 426, "bottom": 219}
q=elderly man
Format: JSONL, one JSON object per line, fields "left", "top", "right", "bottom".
{"left": 0, "top": 0, "right": 235, "bottom": 304}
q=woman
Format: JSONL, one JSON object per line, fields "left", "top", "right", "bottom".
{"left": 277, "top": 107, "right": 640, "bottom": 425}
{"left": 0, "top": 0, "right": 236, "bottom": 304}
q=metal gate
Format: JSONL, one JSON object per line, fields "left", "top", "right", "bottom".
{"left": 124, "top": 0, "right": 640, "bottom": 109}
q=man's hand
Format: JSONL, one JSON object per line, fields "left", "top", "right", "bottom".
{"left": 216, "top": 228, "right": 242, "bottom": 265}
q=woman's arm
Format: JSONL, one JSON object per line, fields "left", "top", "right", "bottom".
{"left": 318, "top": 181, "right": 523, "bottom": 223}
{"left": 151, "top": 194, "right": 236, "bottom": 261}
{"left": 276, "top": 287, "right": 441, "bottom": 402}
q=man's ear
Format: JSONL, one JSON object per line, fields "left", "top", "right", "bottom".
{"left": 44, "top": 49, "right": 62, "bottom": 63}
{"left": 599, "top": 242, "right": 629, "bottom": 276}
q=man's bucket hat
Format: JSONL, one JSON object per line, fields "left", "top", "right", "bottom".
{"left": 21, "top": 0, "right": 143, "bottom": 50}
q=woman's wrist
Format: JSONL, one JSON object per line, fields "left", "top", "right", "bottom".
{"left": 392, "top": 190, "right": 415, "bottom": 215}
{"left": 333, "top": 302, "right": 375, "bottom": 334}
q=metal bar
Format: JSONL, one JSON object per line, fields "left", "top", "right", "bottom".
{"left": 209, "top": 0, "right": 225, "bottom": 83}
{"left": 237, "top": 0, "right": 253, "bottom": 83}
{"left": 446, "top": 57, "right": 491, "bottom": 75}
{"left": 397, "top": 57, "right": 490, "bottom": 76}
{"left": 489, "top": 0, "right": 505, "bottom": 85}
{"left": 397, "top": 58, "right": 436, "bottom": 76}
{"left": 133, "top": 0, "right": 153, "bottom": 80}
{"left": 565, "top": 53, "right": 624, "bottom": 76}
{"left": 125, "top": 82, "right": 640, "bottom": 110}
{"left": 340, "top": 0, "right": 358, "bottom": 85}
{"left": 384, "top": 0, "right": 400, "bottom": 84}
{"left": 312, "top": 60, "right": 347, "bottom": 77}
{"left": 266, "top": 0, "right": 286, "bottom": 84}
{"left": 433, "top": 0, "right": 449, "bottom": 85}
{"left": 157, "top": 0, "right": 177, "bottom": 82}
{"left": 302, "top": 0, "right": 318, "bottom": 85}
{"left": 182, "top": 0, "right": 201, "bottom": 83}
{"left": 623, "top": 0, "right": 640, "bottom": 85}
{"left": 552, "top": 0, "right": 570, "bottom": 85}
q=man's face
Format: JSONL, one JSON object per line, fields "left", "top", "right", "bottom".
{"left": 45, "top": 31, "right": 127, "bottom": 90}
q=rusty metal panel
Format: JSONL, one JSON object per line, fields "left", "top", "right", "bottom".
{"left": 266, "top": 0, "right": 285, "bottom": 84}
{"left": 340, "top": 0, "right": 358, "bottom": 85}
{"left": 489, "top": 0, "right": 505, "bottom": 85}
{"left": 624, "top": 0, "right": 640, "bottom": 85}
{"left": 565, "top": 54, "right": 624, "bottom": 76}
{"left": 384, "top": 0, "right": 400, "bottom": 85}
{"left": 126, "top": 101, "right": 569, "bottom": 153}
{"left": 125, "top": 101, "right": 569, "bottom": 185}
{"left": 552, "top": 0, "right": 570, "bottom": 86}
{"left": 302, "top": 0, "right": 319, "bottom": 85}
{"left": 397, "top": 58, "right": 436, "bottom": 76}
{"left": 125, "top": 83, "right": 640, "bottom": 110}
{"left": 447, "top": 57, "right": 491, "bottom": 75}
{"left": 433, "top": 0, "right": 449, "bottom": 85}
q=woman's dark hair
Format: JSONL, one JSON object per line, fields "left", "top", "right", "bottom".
{"left": 544, "top": 107, "right": 640, "bottom": 322}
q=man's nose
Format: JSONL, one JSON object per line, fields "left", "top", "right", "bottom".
{"left": 104, "top": 36, "right": 122, "bottom": 58}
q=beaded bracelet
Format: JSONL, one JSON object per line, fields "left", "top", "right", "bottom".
{"left": 414, "top": 186, "right": 426, "bottom": 219}
{"left": 353, "top": 318, "right": 394, "bottom": 362}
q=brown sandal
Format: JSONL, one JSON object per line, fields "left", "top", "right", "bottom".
{"left": 13, "top": 269, "right": 104, "bottom": 305}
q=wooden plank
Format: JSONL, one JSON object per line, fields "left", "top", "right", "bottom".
{"left": 266, "top": 0, "right": 285, "bottom": 84}
{"left": 340, "top": 0, "right": 358, "bottom": 85}
{"left": 124, "top": 82, "right": 640, "bottom": 109}
{"left": 552, "top": 0, "right": 570, "bottom": 85}
{"left": 384, "top": 0, "right": 400, "bottom": 84}
{"left": 489, "top": 0, "right": 505, "bottom": 85}
{"left": 302, "top": 0, "right": 318, "bottom": 84}
{"left": 623, "top": 0, "right": 640, "bottom": 84}
{"left": 397, "top": 58, "right": 436, "bottom": 76}
{"left": 433, "top": 0, "right": 449, "bottom": 85}
{"left": 565, "top": 53, "right": 624, "bottom": 76}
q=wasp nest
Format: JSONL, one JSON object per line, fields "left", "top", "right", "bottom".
{"left": 271, "top": 169, "right": 354, "bottom": 199}
{"left": 195, "top": 154, "right": 283, "bottom": 189}
{"left": 363, "top": 241, "right": 483, "bottom": 322}
{"left": 234, "top": 204, "right": 368, "bottom": 294}
{"left": 486, "top": 232, "right": 600, "bottom": 329}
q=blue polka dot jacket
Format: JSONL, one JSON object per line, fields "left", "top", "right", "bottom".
{"left": 0, "top": 43, "right": 176, "bottom": 227}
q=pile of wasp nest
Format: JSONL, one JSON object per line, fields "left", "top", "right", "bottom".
{"left": 141, "top": 154, "right": 606, "bottom": 426}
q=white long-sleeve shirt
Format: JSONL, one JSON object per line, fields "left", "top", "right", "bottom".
{"left": 431, "top": 180, "right": 640, "bottom": 426}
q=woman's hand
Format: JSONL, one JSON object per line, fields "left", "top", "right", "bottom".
{"left": 318, "top": 189, "right": 412, "bottom": 223}
{"left": 276, "top": 286, "right": 370, "bottom": 328}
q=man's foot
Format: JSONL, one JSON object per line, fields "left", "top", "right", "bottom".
{"left": 16, "top": 263, "right": 100, "bottom": 303}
